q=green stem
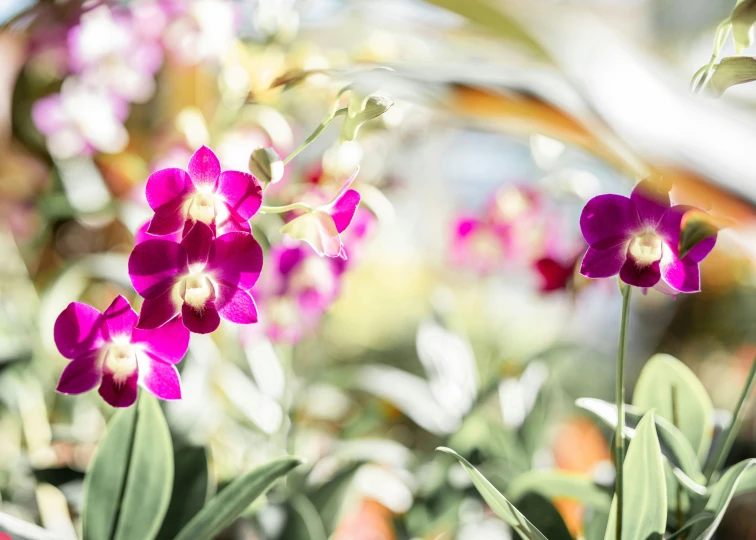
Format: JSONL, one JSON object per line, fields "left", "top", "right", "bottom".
{"left": 281, "top": 107, "right": 347, "bottom": 166}
{"left": 259, "top": 202, "right": 314, "bottom": 214}
{"left": 704, "top": 355, "right": 756, "bottom": 482}
{"left": 615, "top": 284, "right": 632, "bottom": 540}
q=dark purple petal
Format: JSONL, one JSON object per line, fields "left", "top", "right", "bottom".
{"left": 216, "top": 212, "right": 252, "bottom": 236}
{"left": 216, "top": 283, "right": 258, "bottom": 324}
{"left": 54, "top": 302, "right": 103, "bottom": 359}
{"left": 631, "top": 180, "right": 670, "bottom": 228}
{"left": 136, "top": 288, "right": 181, "bottom": 330}
{"left": 129, "top": 239, "right": 188, "bottom": 298}
{"left": 661, "top": 247, "right": 701, "bottom": 293}
{"left": 135, "top": 221, "right": 182, "bottom": 245}
{"left": 325, "top": 189, "right": 360, "bottom": 233}
{"left": 139, "top": 353, "right": 181, "bottom": 400}
{"left": 181, "top": 302, "right": 221, "bottom": 334}
{"left": 580, "top": 194, "right": 639, "bottom": 249}
{"left": 102, "top": 295, "right": 137, "bottom": 341}
{"left": 277, "top": 246, "right": 308, "bottom": 275}
{"left": 98, "top": 369, "right": 138, "bottom": 408}
{"left": 207, "top": 232, "right": 263, "bottom": 290}
{"left": 56, "top": 352, "right": 102, "bottom": 395}
{"left": 187, "top": 145, "right": 220, "bottom": 189}
{"left": 147, "top": 210, "right": 186, "bottom": 236}
{"left": 181, "top": 222, "right": 213, "bottom": 266}
{"left": 133, "top": 315, "right": 189, "bottom": 363}
{"left": 579, "top": 244, "right": 627, "bottom": 279}
{"left": 686, "top": 235, "right": 717, "bottom": 263}
{"left": 658, "top": 205, "right": 717, "bottom": 264}
{"left": 619, "top": 259, "right": 661, "bottom": 288}
{"left": 217, "top": 170, "right": 262, "bottom": 220}
{"left": 145, "top": 168, "right": 192, "bottom": 211}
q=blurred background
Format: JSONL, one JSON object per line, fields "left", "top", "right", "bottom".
{"left": 1, "top": 0, "right": 756, "bottom": 538}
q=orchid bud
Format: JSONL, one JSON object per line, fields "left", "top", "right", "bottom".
{"left": 339, "top": 94, "right": 393, "bottom": 143}
{"left": 249, "top": 147, "right": 284, "bottom": 184}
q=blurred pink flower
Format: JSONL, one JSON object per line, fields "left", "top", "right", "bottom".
{"left": 55, "top": 295, "right": 188, "bottom": 408}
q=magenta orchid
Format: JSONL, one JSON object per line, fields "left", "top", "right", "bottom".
{"left": 280, "top": 173, "right": 361, "bottom": 259}
{"left": 145, "top": 145, "right": 263, "bottom": 238}
{"left": 579, "top": 180, "right": 717, "bottom": 293}
{"left": 55, "top": 295, "right": 188, "bottom": 408}
{"left": 129, "top": 222, "right": 263, "bottom": 334}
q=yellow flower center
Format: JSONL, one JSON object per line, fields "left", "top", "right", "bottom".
{"left": 181, "top": 273, "right": 213, "bottom": 309}
{"left": 628, "top": 232, "right": 662, "bottom": 266}
{"left": 105, "top": 344, "right": 137, "bottom": 382}
{"left": 188, "top": 192, "right": 217, "bottom": 224}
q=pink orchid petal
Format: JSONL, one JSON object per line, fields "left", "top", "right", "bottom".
{"left": 181, "top": 302, "right": 221, "bottom": 334}
{"left": 324, "top": 188, "right": 360, "bottom": 233}
{"left": 139, "top": 352, "right": 181, "bottom": 400}
{"left": 580, "top": 244, "right": 628, "bottom": 279}
{"left": 54, "top": 302, "right": 104, "bottom": 359}
{"left": 216, "top": 283, "right": 258, "bottom": 324}
{"left": 145, "top": 167, "right": 192, "bottom": 211}
{"left": 580, "top": 194, "right": 639, "bottom": 250}
{"left": 132, "top": 315, "right": 189, "bottom": 363}
{"left": 99, "top": 368, "right": 139, "bottom": 408}
{"left": 147, "top": 210, "right": 186, "bottom": 236}
{"left": 135, "top": 221, "right": 182, "bottom": 245}
{"left": 620, "top": 259, "right": 661, "bottom": 288}
{"left": 181, "top": 222, "right": 213, "bottom": 266}
{"left": 631, "top": 180, "right": 670, "bottom": 228}
{"left": 136, "top": 288, "right": 181, "bottom": 330}
{"left": 660, "top": 245, "right": 701, "bottom": 293}
{"left": 32, "top": 94, "right": 68, "bottom": 136}
{"left": 129, "top": 239, "right": 187, "bottom": 297}
{"left": 102, "top": 295, "right": 137, "bottom": 340}
{"left": 187, "top": 145, "right": 220, "bottom": 189}
{"left": 217, "top": 170, "right": 262, "bottom": 220}
{"left": 56, "top": 352, "right": 102, "bottom": 394}
{"left": 207, "top": 232, "right": 263, "bottom": 290}
{"left": 658, "top": 205, "right": 717, "bottom": 263}
{"left": 281, "top": 211, "right": 343, "bottom": 258}
{"left": 277, "top": 245, "right": 308, "bottom": 275}
{"left": 215, "top": 211, "right": 252, "bottom": 235}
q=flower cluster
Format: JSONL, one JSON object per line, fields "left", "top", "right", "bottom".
{"left": 55, "top": 146, "right": 365, "bottom": 405}
{"left": 579, "top": 180, "right": 716, "bottom": 294}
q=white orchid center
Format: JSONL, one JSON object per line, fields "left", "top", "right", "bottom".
{"left": 188, "top": 192, "right": 217, "bottom": 224}
{"left": 628, "top": 232, "right": 662, "bottom": 266}
{"left": 181, "top": 273, "right": 213, "bottom": 309}
{"left": 105, "top": 344, "right": 137, "bottom": 382}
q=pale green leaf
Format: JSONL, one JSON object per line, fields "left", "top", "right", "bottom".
{"left": 603, "top": 411, "right": 667, "bottom": 540}
{"left": 436, "top": 447, "right": 547, "bottom": 540}
{"left": 507, "top": 469, "right": 611, "bottom": 511}
{"left": 632, "top": 354, "right": 714, "bottom": 463}
{"left": 174, "top": 456, "right": 302, "bottom": 540}
{"left": 731, "top": 0, "right": 756, "bottom": 53}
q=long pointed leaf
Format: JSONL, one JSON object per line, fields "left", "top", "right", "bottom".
{"left": 174, "top": 456, "right": 302, "bottom": 540}
{"left": 507, "top": 469, "right": 611, "bottom": 511}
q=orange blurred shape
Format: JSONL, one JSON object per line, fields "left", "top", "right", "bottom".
{"left": 333, "top": 498, "right": 395, "bottom": 540}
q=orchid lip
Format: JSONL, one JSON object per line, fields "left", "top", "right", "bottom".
{"left": 104, "top": 343, "right": 138, "bottom": 382}
{"left": 188, "top": 192, "right": 217, "bottom": 224}
{"left": 179, "top": 272, "right": 214, "bottom": 309}
{"left": 627, "top": 231, "right": 663, "bottom": 266}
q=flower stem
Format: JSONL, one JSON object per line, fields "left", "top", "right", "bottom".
{"left": 282, "top": 107, "right": 348, "bottom": 166}
{"left": 615, "top": 283, "right": 632, "bottom": 540}
{"left": 704, "top": 355, "right": 756, "bottom": 482}
{"left": 259, "top": 202, "right": 314, "bottom": 214}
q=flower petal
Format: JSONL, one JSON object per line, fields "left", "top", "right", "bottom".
{"left": 620, "top": 259, "right": 661, "bottom": 288}
{"left": 324, "top": 188, "right": 360, "bottom": 233}
{"left": 146, "top": 210, "right": 186, "bottom": 236}
{"left": 56, "top": 352, "right": 102, "bottom": 394}
{"left": 129, "top": 239, "right": 187, "bottom": 297}
{"left": 32, "top": 94, "right": 68, "bottom": 136}
{"left": 99, "top": 368, "right": 138, "bottom": 408}
{"left": 281, "top": 211, "right": 343, "bottom": 258}
{"left": 216, "top": 283, "right": 258, "bottom": 324}
{"left": 138, "top": 352, "right": 181, "bottom": 400}
{"left": 217, "top": 170, "right": 262, "bottom": 220}
{"left": 145, "top": 167, "right": 192, "bottom": 211}
{"left": 133, "top": 315, "right": 189, "bottom": 363}
{"left": 102, "top": 295, "right": 137, "bottom": 341}
{"left": 579, "top": 244, "right": 627, "bottom": 279}
{"left": 54, "top": 302, "right": 103, "bottom": 359}
{"left": 657, "top": 205, "right": 717, "bottom": 264}
{"left": 136, "top": 288, "right": 181, "bottom": 330}
{"left": 187, "top": 145, "right": 220, "bottom": 189}
{"left": 207, "top": 232, "right": 263, "bottom": 290}
{"left": 181, "top": 302, "right": 221, "bottom": 334}
{"left": 660, "top": 245, "right": 700, "bottom": 293}
{"left": 580, "top": 194, "right": 638, "bottom": 249}
{"left": 631, "top": 180, "right": 670, "bottom": 228}
{"left": 135, "top": 221, "right": 181, "bottom": 245}
{"left": 181, "top": 221, "right": 213, "bottom": 266}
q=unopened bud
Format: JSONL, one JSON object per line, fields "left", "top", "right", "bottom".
{"left": 249, "top": 147, "right": 284, "bottom": 184}
{"left": 339, "top": 94, "right": 394, "bottom": 143}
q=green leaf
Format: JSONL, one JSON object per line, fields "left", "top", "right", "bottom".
{"left": 156, "top": 446, "right": 213, "bottom": 540}
{"left": 632, "top": 354, "right": 714, "bottom": 463}
{"left": 507, "top": 469, "right": 611, "bottom": 511}
{"left": 706, "top": 56, "right": 756, "bottom": 97}
{"left": 687, "top": 459, "right": 756, "bottom": 540}
{"left": 584, "top": 509, "right": 609, "bottom": 540}
{"left": 731, "top": 0, "right": 756, "bottom": 53}
{"left": 514, "top": 493, "right": 572, "bottom": 540}
{"left": 83, "top": 394, "right": 174, "bottom": 540}
{"left": 603, "top": 411, "right": 667, "bottom": 540}
{"left": 281, "top": 495, "right": 328, "bottom": 540}
{"left": 174, "top": 456, "right": 302, "bottom": 540}
{"left": 436, "top": 447, "right": 547, "bottom": 540}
